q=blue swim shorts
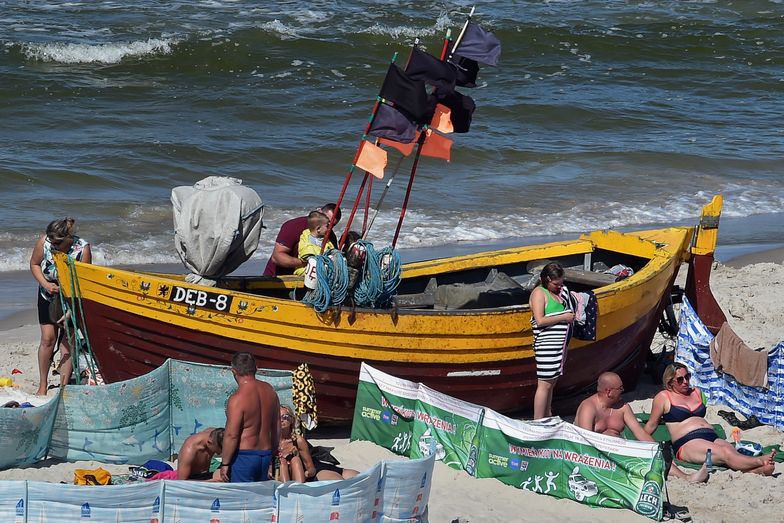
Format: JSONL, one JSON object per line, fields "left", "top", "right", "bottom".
{"left": 230, "top": 449, "right": 273, "bottom": 482}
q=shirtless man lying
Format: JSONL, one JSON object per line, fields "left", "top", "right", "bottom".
{"left": 575, "top": 371, "right": 708, "bottom": 483}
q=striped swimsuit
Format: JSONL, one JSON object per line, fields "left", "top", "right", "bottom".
{"left": 531, "top": 285, "right": 574, "bottom": 380}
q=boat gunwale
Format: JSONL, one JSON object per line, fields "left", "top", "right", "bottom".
{"left": 56, "top": 225, "right": 691, "bottom": 319}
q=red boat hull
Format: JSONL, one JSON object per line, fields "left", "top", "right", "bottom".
{"left": 81, "top": 297, "right": 659, "bottom": 424}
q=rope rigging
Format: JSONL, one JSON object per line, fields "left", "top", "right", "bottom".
{"left": 302, "top": 240, "right": 402, "bottom": 312}
{"left": 58, "top": 255, "right": 98, "bottom": 385}
{"left": 302, "top": 249, "right": 349, "bottom": 313}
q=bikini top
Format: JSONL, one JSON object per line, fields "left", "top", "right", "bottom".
{"left": 540, "top": 285, "right": 567, "bottom": 316}
{"left": 661, "top": 388, "right": 706, "bottom": 423}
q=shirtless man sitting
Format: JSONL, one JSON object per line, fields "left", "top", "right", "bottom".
{"left": 575, "top": 371, "right": 708, "bottom": 483}
{"left": 175, "top": 427, "right": 224, "bottom": 480}
{"left": 220, "top": 352, "right": 281, "bottom": 482}
{"left": 146, "top": 427, "right": 224, "bottom": 481}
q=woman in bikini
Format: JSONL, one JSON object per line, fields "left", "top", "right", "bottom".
{"left": 645, "top": 363, "right": 776, "bottom": 475}
{"left": 277, "top": 405, "right": 314, "bottom": 482}
{"left": 529, "top": 262, "right": 575, "bottom": 419}
{"left": 277, "top": 405, "right": 359, "bottom": 482}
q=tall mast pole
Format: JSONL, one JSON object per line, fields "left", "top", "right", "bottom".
{"left": 322, "top": 52, "right": 399, "bottom": 252}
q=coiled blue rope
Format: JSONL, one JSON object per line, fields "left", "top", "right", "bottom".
{"left": 302, "top": 249, "right": 349, "bottom": 313}
{"left": 353, "top": 241, "right": 382, "bottom": 307}
{"left": 302, "top": 242, "right": 402, "bottom": 311}
{"left": 376, "top": 246, "right": 401, "bottom": 307}
{"left": 353, "top": 241, "right": 402, "bottom": 308}
{"left": 327, "top": 249, "right": 349, "bottom": 306}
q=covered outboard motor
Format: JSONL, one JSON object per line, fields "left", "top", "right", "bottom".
{"left": 172, "top": 176, "right": 263, "bottom": 286}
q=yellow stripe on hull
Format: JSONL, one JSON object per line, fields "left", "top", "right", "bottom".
{"left": 56, "top": 227, "right": 691, "bottom": 364}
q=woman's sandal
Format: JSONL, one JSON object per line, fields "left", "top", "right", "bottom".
{"left": 717, "top": 410, "right": 763, "bottom": 429}
{"left": 663, "top": 503, "right": 693, "bottom": 522}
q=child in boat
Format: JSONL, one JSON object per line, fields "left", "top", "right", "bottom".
{"left": 293, "top": 211, "right": 334, "bottom": 276}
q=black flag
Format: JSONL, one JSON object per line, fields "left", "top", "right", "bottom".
{"left": 451, "top": 22, "right": 501, "bottom": 66}
{"left": 405, "top": 48, "right": 456, "bottom": 90}
{"left": 448, "top": 54, "right": 479, "bottom": 88}
{"left": 368, "top": 103, "right": 418, "bottom": 144}
{"left": 435, "top": 90, "right": 475, "bottom": 133}
{"left": 379, "top": 64, "right": 430, "bottom": 124}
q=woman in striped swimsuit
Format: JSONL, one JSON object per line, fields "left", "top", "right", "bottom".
{"left": 529, "top": 262, "right": 575, "bottom": 419}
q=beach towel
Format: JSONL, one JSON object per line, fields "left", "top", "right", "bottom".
{"left": 709, "top": 322, "right": 768, "bottom": 388}
{"left": 143, "top": 459, "right": 173, "bottom": 472}
{"left": 624, "top": 413, "right": 783, "bottom": 470}
{"left": 147, "top": 470, "right": 178, "bottom": 481}
{"left": 293, "top": 363, "right": 318, "bottom": 430}
{"left": 571, "top": 290, "right": 597, "bottom": 341}
{"left": 74, "top": 467, "right": 112, "bottom": 485}
{"left": 676, "top": 296, "right": 784, "bottom": 432}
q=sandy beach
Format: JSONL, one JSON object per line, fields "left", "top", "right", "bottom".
{"left": 1, "top": 254, "right": 783, "bottom": 522}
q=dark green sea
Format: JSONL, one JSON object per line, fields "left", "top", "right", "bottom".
{"left": 1, "top": 0, "right": 782, "bottom": 276}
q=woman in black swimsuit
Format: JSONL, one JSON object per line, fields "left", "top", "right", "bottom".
{"left": 277, "top": 405, "right": 359, "bottom": 482}
{"left": 645, "top": 363, "right": 775, "bottom": 475}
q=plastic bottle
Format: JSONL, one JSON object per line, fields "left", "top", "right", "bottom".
{"left": 705, "top": 448, "right": 713, "bottom": 472}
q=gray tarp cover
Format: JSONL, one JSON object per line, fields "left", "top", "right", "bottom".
{"left": 171, "top": 176, "right": 263, "bottom": 285}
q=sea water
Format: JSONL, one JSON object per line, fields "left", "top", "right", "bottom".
{"left": 1, "top": 1, "right": 782, "bottom": 314}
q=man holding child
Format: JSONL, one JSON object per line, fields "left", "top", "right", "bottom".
{"left": 263, "top": 203, "right": 341, "bottom": 277}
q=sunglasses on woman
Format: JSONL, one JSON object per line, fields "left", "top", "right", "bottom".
{"left": 673, "top": 373, "right": 691, "bottom": 384}
{"left": 280, "top": 414, "right": 292, "bottom": 421}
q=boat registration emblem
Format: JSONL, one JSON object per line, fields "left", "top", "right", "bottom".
{"left": 170, "top": 286, "right": 233, "bottom": 312}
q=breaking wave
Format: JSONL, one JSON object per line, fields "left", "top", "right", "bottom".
{"left": 21, "top": 38, "right": 178, "bottom": 64}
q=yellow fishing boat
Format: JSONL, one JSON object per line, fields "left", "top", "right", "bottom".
{"left": 55, "top": 196, "right": 725, "bottom": 424}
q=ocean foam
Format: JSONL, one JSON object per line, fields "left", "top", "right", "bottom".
{"left": 260, "top": 20, "right": 303, "bottom": 39}
{"left": 354, "top": 12, "right": 452, "bottom": 40}
{"left": 22, "top": 37, "right": 177, "bottom": 64}
{"left": 2, "top": 202, "right": 782, "bottom": 274}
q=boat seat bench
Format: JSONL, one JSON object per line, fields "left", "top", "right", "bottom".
{"left": 563, "top": 268, "right": 617, "bottom": 287}
{"left": 393, "top": 266, "right": 616, "bottom": 310}
{"left": 525, "top": 259, "right": 617, "bottom": 288}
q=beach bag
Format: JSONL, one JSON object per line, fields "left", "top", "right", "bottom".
{"left": 74, "top": 468, "right": 112, "bottom": 485}
{"left": 142, "top": 459, "right": 173, "bottom": 473}
{"left": 48, "top": 296, "right": 64, "bottom": 324}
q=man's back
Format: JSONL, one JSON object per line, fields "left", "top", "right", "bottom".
{"left": 221, "top": 362, "right": 281, "bottom": 483}
{"left": 176, "top": 427, "right": 222, "bottom": 480}
{"left": 235, "top": 378, "right": 280, "bottom": 451}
